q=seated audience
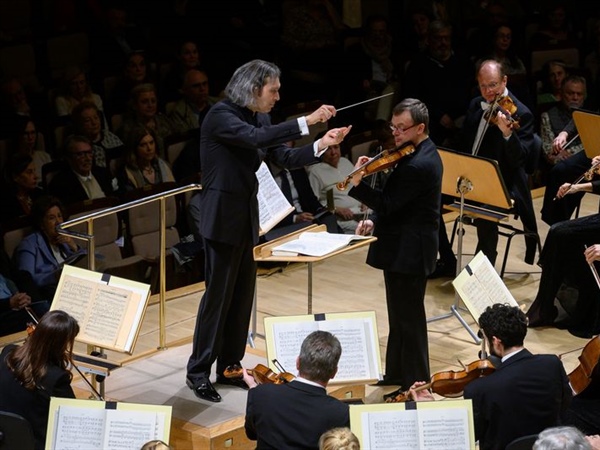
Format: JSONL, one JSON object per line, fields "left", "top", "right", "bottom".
{"left": 108, "top": 51, "right": 155, "bottom": 115}
{"left": 168, "top": 69, "right": 218, "bottom": 133}
{"left": 319, "top": 427, "right": 360, "bottom": 450}
{"left": 537, "top": 60, "right": 569, "bottom": 109}
{"left": 0, "top": 153, "right": 44, "bottom": 220}
{"left": 54, "top": 66, "right": 106, "bottom": 125}
{"left": 161, "top": 39, "right": 204, "bottom": 104}
{"left": 0, "top": 78, "right": 50, "bottom": 140}
{"left": 11, "top": 116, "right": 52, "bottom": 183}
{"left": 527, "top": 173, "right": 600, "bottom": 337}
{"left": 0, "top": 310, "right": 79, "bottom": 450}
{"left": 47, "top": 135, "right": 114, "bottom": 205}
{"left": 12, "top": 196, "right": 80, "bottom": 300}
{"left": 410, "top": 304, "right": 571, "bottom": 450}
{"left": 117, "top": 126, "right": 174, "bottom": 193}
{"left": 243, "top": 330, "right": 349, "bottom": 449}
{"left": 71, "top": 101, "right": 123, "bottom": 169}
{"left": 308, "top": 134, "right": 365, "bottom": 234}
{"left": 117, "top": 83, "right": 180, "bottom": 159}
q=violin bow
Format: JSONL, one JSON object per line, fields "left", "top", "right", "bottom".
{"left": 584, "top": 245, "right": 600, "bottom": 291}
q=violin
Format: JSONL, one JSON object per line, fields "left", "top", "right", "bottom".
{"left": 385, "top": 358, "right": 496, "bottom": 403}
{"left": 336, "top": 142, "right": 416, "bottom": 191}
{"left": 249, "top": 363, "right": 295, "bottom": 385}
{"left": 484, "top": 95, "right": 521, "bottom": 130}
{"left": 568, "top": 335, "right": 600, "bottom": 396}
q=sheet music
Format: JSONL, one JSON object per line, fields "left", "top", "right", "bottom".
{"left": 362, "top": 410, "right": 419, "bottom": 449}
{"left": 256, "top": 162, "right": 294, "bottom": 234}
{"left": 270, "top": 316, "right": 379, "bottom": 381}
{"left": 452, "top": 252, "right": 518, "bottom": 321}
{"left": 53, "top": 406, "right": 105, "bottom": 450}
{"left": 417, "top": 408, "right": 470, "bottom": 450}
{"left": 102, "top": 410, "right": 158, "bottom": 450}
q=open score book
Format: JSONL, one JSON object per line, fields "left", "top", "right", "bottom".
{"left": 270, "top": 231, "right": 371, "bottom": 257}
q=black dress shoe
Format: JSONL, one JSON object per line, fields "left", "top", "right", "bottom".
{"left": 216, "top": 374, "right": 250, "bottom": 390}
{"left": 186, "top": 377, "right": 222, "bottom": 402}
{"left": 428, "top": 259, "right": 457, "bottom": 279}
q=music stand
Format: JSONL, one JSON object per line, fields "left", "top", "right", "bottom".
{"left": 573, "top": 109, "right": 600, "bottom": 159}
{"left": 429, "top": 148, "right": 513, "bottom": 344}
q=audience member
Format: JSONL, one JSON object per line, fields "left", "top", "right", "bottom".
{"left": 117, "top": 83, "right": 180, "bottom": 160}
{"left": 11, "top": 116, "right": 52, "bottom": 183}
{"left": 0, "top": 310, "right": 79, "bottom": 450}
{"left": 530, "top": 2, "right": 580, "bottom": 51}
{"left": 319, "top": 427, "right": 360, "bottom": 450}
{"left": 341, "top": 14, "right": 399, "bottom": 128}
{"left": 541, "top": 75, "right": 587, "bottom": 166}
{"left": 47, "top": 135, "right": 114, "bottom": 205}
{"left": 244, "top": 331, "right": 349, "bottom": 449}
{"left": 528, "top": 171, "right": 600, "bottom": 337}
{"left": 537, "top": 60, "right": 569, "bottom": 108}
{"left": 71, "top": 101, "right": 124, "bottom": 169}
{"left": 117, "top": 126, "right": 174, "bottom": 192}
{"left": 308, "top": 137, "right": 364, "bottom": 234}
{"left": 12, "top": 196, "right": 81, "bottom": 300}
{"left": 161, "top": 39, "right": 204, "bottom": 104}
{"left": 401, "top": 7, "right": 433, "bottom": 65}
{"left": 0, "top": 153, "right": 44, "bottom": 219}
{"left": 108, "top": 51, "right": 155, "bottom": 115}
{"left": 533, "top": 426, "right": 592, "bottom": 450}
{"left": 411, "top": 304, "right": 571, "bottom": 450}
{"left": 54, "top": 66, "right": 106, "bottom": 125}
{"left": 168, "top": 69, "right": 218, "bottom": 133}
{"left": 403, "top": 20, "right": 473, "bottom": 146}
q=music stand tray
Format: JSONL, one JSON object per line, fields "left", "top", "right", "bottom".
{"left": 573, "top": 109, "right": 600, "bottom": 159}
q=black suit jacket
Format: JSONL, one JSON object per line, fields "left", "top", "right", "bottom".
{"left": 198, "top": 99, "right": 319, "bottom": 246}
{"left": 0, "top": 345, "right": 75, "bottom": 450}
{"left": 273, "top": 167, "right": 326, "bottom": 227}
{"left": 349, "top": 138, "right": 442, "bottom": 275}
{"left": 459, "top": 92, "right": 538, "bottom": 239}
{"left": 464, "top": 349, "right": 572, "bottom": 450}
{"left": 245, "top": 380, "right": 349, "bottom": 450}
{"left": 47, "top": 165, "right": 113, "bottom": 206}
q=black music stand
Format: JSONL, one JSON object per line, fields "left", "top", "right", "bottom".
{"left": 428, "top": 148, "right": 514, "bottom": 344}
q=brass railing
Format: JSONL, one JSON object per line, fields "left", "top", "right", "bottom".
{"left": 57, "top": 183, "right": 202, "bottom": 349}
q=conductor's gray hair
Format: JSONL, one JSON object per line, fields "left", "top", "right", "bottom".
{"left": 224, "top": 59, "right": 281, "bottom": 108}
{"left": 533, "top": 426, "right": 592, "bottom": 450}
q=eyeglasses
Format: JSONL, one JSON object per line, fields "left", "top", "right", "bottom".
{"left": 479, "top": 81, "right": 502, "bottom": 91}
{"left": 389, "top": 123, "right": 418, "bottom": 133}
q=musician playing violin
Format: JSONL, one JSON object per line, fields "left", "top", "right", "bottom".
{"left": 411, "top": 304, "right": 572, "bottom": 450}
{"left": 244, "top": 331, "right": 349, "bottom": 450}
{"left": 347, "top": 98, "right": 442, "bottom": 390}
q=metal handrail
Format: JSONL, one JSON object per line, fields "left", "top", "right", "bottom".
{"left": 57, "top": 183, "right": 202, "bottom": 349}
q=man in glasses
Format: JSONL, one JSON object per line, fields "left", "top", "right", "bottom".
{"left": 169, "top": 69, "right": 218, "bottom": 133}
{"left": 347, "top": 98, "right": 442, "bottom": 391}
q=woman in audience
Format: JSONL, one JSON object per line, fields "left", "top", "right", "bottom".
{"left": 71, "top": 101, "right": 123, "bottom": 169}
{"left": 117, "top": 83, "right": 179, "bottom": 159}
{"left": 54, "top": 65, "right": 106, "bottom": 124}
{"left": 11, "top": 116, "right": 51, "bottom": 183}
{"left": 13, "top": 196, "right": 80, "bottom": 300}
{"left": 0, "top": 310, "right": 79, "bottom": 450}
{"left": 109, "top": 51, "right": 155, "bottom": 115}
{"left": 0, "top": 153, "right": 44, "bottom": 219}
{"left": 117, "top": 126, "right": 174, "bottom": 192}
{"left": 537, "top": 60, "right": 569, "bottom": 107}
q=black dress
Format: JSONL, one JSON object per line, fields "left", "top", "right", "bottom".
{"left": 527, "top": 206, "right": 600, "bottom": 337}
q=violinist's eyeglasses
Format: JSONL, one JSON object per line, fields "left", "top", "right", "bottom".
{"left": 479, "top": 81, "right": 502, "bottom": 91}
{"left": 389, "top": 123, "right": 418, "bottom": 133}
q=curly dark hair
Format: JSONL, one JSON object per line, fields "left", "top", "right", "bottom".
{"left": 479, "top": 303, "right": 528, "bottom": 348}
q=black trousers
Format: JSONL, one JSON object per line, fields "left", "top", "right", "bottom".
{"left": 187, "top": 237, "right": 256, "bottom": 382}
{"left": 382, "top": 271, "right": 430, "bottom": 388}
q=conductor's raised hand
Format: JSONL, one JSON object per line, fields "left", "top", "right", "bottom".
{"left": 319, "top": 126, "right": 352, "bottom": 150}
{"left": 306, "top": 104, "right": 337, "bottom": 125}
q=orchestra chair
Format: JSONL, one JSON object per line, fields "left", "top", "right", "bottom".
{"left": 1, "top": 215, "right": 32, "bottom": 259}
{"left": 0, "top": 411, "right": 35, "bottom": 450}
{"left": 505, "top": 433, "right": 539, "bottom": 450}
{"left": 165, "top": 130, "right": 197, "bottom": 167}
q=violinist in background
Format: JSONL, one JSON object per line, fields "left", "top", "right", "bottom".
{"left": 0, "top": 310, "right": 79, "bottom": 450}
{"left": 411, "top": 304, "right": 572, "bottom": 450}
{"left": 243, "top": 331, "right": 349, "bottom": 450}
{"left": 527, "top": 159, "right": 600, "bottom": 335}
{"left": 347, "top": 98, "right": 442, "bottom": 390}
{"left": 455, "top": 59, "right": 539, "bottom": 267}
